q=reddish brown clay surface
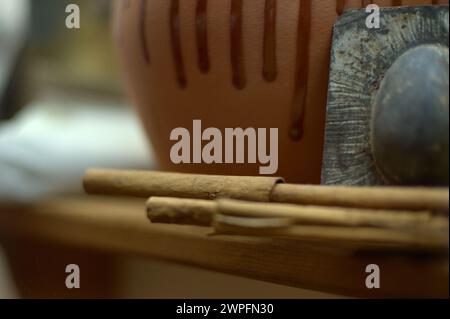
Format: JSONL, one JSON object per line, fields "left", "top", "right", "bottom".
{"left": 113, "top": 0, "right": 447, "bottom": 183}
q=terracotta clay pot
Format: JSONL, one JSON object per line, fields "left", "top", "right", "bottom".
{"left": 113, "top": 0, "right": 446, "bottom": 183}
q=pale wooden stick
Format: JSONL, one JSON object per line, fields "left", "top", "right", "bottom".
{"left": 213, "top": 221, "right": 449, "bottom": 253}
{"left": 271, "top": 184, "right": 449, "bottom": 212}
{"left": 84, "top": 169, "right": 449, "bottom": 212}
{"left": 217, "top": 199, "right": 449, "bottom": 232}
{"left": 146, "top": 197, "right": 449, "bottom": 233}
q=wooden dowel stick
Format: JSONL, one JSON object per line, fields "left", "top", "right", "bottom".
{"left": 213, "top": 222, "right": 449, "bottom": 253}
{"left": 84, "top": 169, "right": 449, "bottom": 212}
{"left": 217, "top": 199, "right": 448, "bottom": 231}
{"left": 271, "top": 184, "right": 449, "bottom": 212}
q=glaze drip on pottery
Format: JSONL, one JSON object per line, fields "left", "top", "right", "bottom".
{"left": 230, "top": 0, "right": 246, "bottom": 90}
{"left": 139, "top": 0, "right": 150, "bottom": 64}
{"left": 196, "top": 0, "right": 210, "bottom": 73}
{"left": 263, "top": 0, "right": 277, "bottom": 82}
{"left": 114, "top": 0, "right": 447, "bottom": 182}
{"left": 170, "top": 0, "right": 187, "bottom": 88}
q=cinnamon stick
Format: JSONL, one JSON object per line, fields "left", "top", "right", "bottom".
{"left": 84, "top": 169, "right": 283, "bottom": 202}
{"left": 145, "top": 197, "right": 449, "bottom": 252}
{"left": 146, "top": 197, "right": 448, "bottom": 235}
{"left": 147, "top": 197, "right": 216, "bottom": 226}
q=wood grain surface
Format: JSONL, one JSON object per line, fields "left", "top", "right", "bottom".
{"left": 0, "top": 196, "right": 447, "bottom": 298}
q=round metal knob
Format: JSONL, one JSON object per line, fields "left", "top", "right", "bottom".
{"left": 371, "top": 44, "right": 449, "bottom": 186}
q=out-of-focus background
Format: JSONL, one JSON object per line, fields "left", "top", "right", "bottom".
{"left": 0, "top": 0, "right": 340, "bottom": 298}
{"left": 0, "top": 0, "right": 153, "bottom": 202}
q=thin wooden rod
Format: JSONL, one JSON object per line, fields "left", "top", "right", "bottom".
{"left": 271, "top": 184, "right": 449, "bottom": 212}
{"left": 84, "top": 169, "right": 449, "bottom": 212}
{"left": 213, "top": 221, "right": 448, "bottom": 253}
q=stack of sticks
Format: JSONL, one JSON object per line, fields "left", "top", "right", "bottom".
{"left": 83, "top": 169, "right": 449, "bottom": 253}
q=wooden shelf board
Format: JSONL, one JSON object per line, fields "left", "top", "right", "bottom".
{"left": 0, "top": 196, "right": 447, "bottom": 298}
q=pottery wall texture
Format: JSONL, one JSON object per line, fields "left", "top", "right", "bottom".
{"left": 114, "top": 0, "right": 448, "bottom": 183}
